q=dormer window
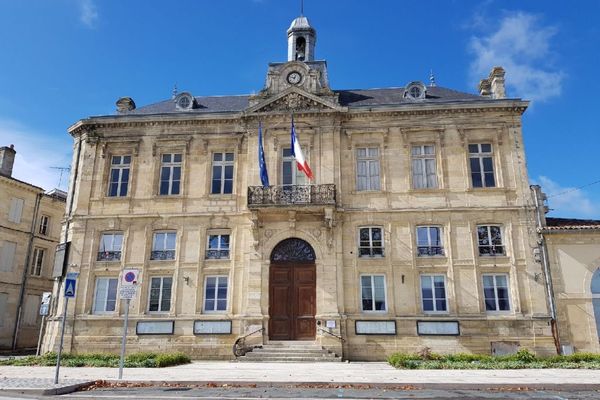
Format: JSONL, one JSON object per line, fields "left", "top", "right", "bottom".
{"left": 174, "top": 92, "right": 195, "bottom": 111}
{"left": 405, "top": 82, "right": 426, "bottom": 100}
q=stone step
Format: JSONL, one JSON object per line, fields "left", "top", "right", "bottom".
{"left": 244, "top": 351, "right": 337, "bottom": 358}
{"left": 254, "top": 347, "right": 326, "bottom": 353}
{"left": 237, "top": 355, "right": 342, "bottom": 362}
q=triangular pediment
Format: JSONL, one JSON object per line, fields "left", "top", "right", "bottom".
{"left": 245, "top": 87, "right": 346, "bottom": 114}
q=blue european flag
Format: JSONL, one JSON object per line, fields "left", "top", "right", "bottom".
{"left": 258, "top": 122, "right": 270, "bottom": 187}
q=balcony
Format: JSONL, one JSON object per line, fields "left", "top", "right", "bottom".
{"left": 248, "top": 184, "right": 336, "bottom": 208}
{"left": 97, "top": 251, "right": 121, "bottom": 262}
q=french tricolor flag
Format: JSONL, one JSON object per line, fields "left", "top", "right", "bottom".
{"left": 290, "top": 116, "right": 313, "bottom": 180}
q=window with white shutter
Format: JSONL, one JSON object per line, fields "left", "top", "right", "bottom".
{"left": 8, "top": 198, "right": 24, "bottom": 223}
{"left": 0, "top": 293, "right": 7, "bottom": 327}
{"left": 0, "top": 241, "right": 17, "bottom": 272}
{"left": 22, "top": 295, "right": 40, "bottom": 326}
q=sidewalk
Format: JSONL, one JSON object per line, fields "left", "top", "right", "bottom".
{"left": 1, "top": 362, "right": 600, "bottom": 395}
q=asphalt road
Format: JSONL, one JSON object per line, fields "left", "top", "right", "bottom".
{"left": 2, "top": 386, "right": 599, "bottom": 399}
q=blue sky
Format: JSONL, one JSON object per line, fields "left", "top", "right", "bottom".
{"left": 0, "top": 0, "right": 599, "bottom": 218}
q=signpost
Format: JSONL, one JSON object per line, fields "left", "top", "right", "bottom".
{"left": 36, "top": 292, "right": 52, "bottom": 356}
{"left": 118, "top": 269, "right": 139, "bottom": 380}
{"left": 55, "top": 272, "right": 78, "bottom": 384}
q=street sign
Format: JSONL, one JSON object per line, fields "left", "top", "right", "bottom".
{"left": 119, "top": 285, "right": 137, "bottom": 300}
{"left": 64, "top": 279, "right": 76, "bottom": 298}
{"left": 119, "top": 269, "right": 139, "bottom": 299}
{"left": 40, "top": 291, "right": 52, "bottom": 314}
{"left": 121, "top": 269, "right": 139, "bottom": 286}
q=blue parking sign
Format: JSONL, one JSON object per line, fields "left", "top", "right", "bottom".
{"left": 64, "top": 278, "right": 76, "bottom": 298}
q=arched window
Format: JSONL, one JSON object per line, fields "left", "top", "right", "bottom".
{"left": 591, "top": 269, "right": 600, "bottom": 342}
{"left": 295, "top": 37, "right": 306, "bottom": 61}
{"left": 270, "top": 238, "right": 315, "bottom": 262}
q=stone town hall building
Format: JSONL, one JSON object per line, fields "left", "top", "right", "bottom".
{"left": 44, "top": 15, "right": 556, "bottom": 360}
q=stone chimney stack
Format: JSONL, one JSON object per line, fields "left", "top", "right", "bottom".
{"left": 478, "top": 66, "right": 506, "bottom": 99}
{"left": 0, "top": 144, "right": 16, "bottom": 177}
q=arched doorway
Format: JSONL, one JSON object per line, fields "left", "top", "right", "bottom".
{"left": 592, "top": 269, "right": 600, "bottom": 342}
{"left": 269, "top": 238, "right": 316, "bottom": 340}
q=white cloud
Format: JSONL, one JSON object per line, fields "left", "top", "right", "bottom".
{"left": 80, "top": 0, "right": 98, "bottom": 28}
{"left": 469, "top": 12, "right": 564, "bottom": 102}
{"left": 0, "top": 118, "right": 72, "bottom": 191}
{"left": 535, "top": 176, "right": 600, "bottom": 219}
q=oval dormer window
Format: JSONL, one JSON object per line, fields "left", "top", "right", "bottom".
{"left": 174, "top": 92, "right": 194, "bottom": 111}
{"left": 405, "top": 82, "right": 426, "bottom": 100}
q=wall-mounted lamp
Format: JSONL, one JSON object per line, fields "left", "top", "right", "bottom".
{"left": 534, "top": 273, "right": 541, "bottom": 282}
{"left": 183, "top": 276, "right": 190, "bottom": 285}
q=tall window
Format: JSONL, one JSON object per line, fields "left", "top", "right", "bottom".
{"left": 151, "top": 231, "right": 176, "bottom": 260}
{"left": 282, "top": 148, "right": 307, "bottom": 186}
{"left": 356, "top": 147, "right": 380, "bottom": 191}
{"left": 412, "top": 145, "right": 437, "bottom": 189}
{"left": 0, "top": 241, "right": 16, "bottom": 272}
{"left": 477, "top": 225, "right": 505, "bottom": 256}
{"left": 93, "top": 277, "right": 118, "bottom": 314}
{"left": 416, "top": 226, "right": 444, "bottom": 256}
{"left": 482, "top": 274, "right": 510, "bottom": 311}
{"left": 39, "top": 215, "right": 50, "bottom": 235}
{"left": 108, "top": 155, "right": 131, "bottom": 197}
{"left": 206, "top": 234, "right": 230, "bottom": 259}
{"left": 149, "top": 276, "right": 172, "bottom": 312}
{"left": 469, "top": 144, "right": 495, "bottom": 188}
{"left": 159, "top": 153, "right": 182, "bottom": 195}
{"left": 97, "top": 232, "right": 123, "bottom": 261}
{"left": 420, "top": 275, "right": 447, "bottom": 312}
{"left": 358, "top": 227, "right": 384, "bottom": 257}
{"left": 8, "top": 197, "right": 24, "bottom": 223}
{"left": 361, "top": 275, "right": 386, "bottom": 311}
{"left": 211, "top": 152, "right": 234, "bottom": 194}
{"left": 30, "top": 248, "right": 44, "bottom": 276}
{"left": 203, "top": 276, "right": 228, "bottom": 312}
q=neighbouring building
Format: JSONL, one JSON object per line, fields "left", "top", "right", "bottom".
{"left": 0, "top": 145, "right": 66, "bottom": 349}
{"left": 542, "top": 217, "right": 600, "bottom": 353}
{"left": 43, "top": 15, "right": 558, "bottom": 360}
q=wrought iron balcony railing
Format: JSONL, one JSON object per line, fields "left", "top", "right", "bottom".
{"left": 417, "top": 246, "right": 445, "bottom": 257}
{"left": 150, "top": 250, "right": 176, "bottom": 260}
{"left": 205, "top": 249, "right": 230, "bottom": 260}
{"left": 248, "top": 184, "right": 336, "bottom": 207}
{"left": 97, "top": 251, "right": 121, "bottom": 262}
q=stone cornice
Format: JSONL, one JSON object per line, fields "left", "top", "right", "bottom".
{"left": 0, "top": 174, "right": 44, "bottom": 193}
{"left": 68, "top": 99, "right": 528, "bottom": 138}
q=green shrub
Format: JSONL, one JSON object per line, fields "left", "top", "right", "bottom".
{"left": 0, "top": 351, "right": 190, "bottom": 368}
{"left": 155, "top": 352, "right": 191, "bottom": 367}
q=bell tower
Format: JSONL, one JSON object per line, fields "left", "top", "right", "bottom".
{"left": 287, "top": 15, "right": 316, "bottom": 62}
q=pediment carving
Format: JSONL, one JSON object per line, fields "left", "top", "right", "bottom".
{"left": 260, "top": 92, "right": 329, "bottom": 112}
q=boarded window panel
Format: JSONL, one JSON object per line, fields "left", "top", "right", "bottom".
{"left": 0, "top": 293, "right": 7, "bottom": 327}
{"left": 0, "top": 241, "right": 17, "bottom": 272}
{"left": 8, "top": 198, "right": 24, "bottom": 223}
{"left": 22, "top": 295, "right": 40, "bottom": 326}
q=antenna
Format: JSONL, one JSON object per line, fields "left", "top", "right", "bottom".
{"left": 50, "top": 166, "right": 71, "bottom": 189}
{"left": 301, "top": 0, "right": 304, "bottom": 15}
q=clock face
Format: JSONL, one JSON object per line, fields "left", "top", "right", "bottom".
{"left": 287, "top": 71, "right": 302, "bottom": 85}
{"left": 178, "top": 96, "right": 191, "bottom": 109}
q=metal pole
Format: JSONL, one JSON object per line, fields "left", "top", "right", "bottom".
{"left": 36, "top": 315, "right": 45, "bottom": 357}
{"left": 54, "top": 296, "right": 68, "bottom": 384}
{"left": 118, "top": 298, "right": 130, "bottom": 380}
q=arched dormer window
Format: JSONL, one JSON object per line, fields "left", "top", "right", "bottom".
{"left": 295, "top": 37, "right": 306, "bottom": 61}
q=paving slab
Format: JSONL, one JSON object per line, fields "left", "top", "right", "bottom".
{"left": 1, "top": 362, "right": 600, "bottom": 393}
{"left": 0, "top": 377, "right": 93, "bottom": 396}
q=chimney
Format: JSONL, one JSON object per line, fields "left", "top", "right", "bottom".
{"left": 0, "top": 144, "right": 16, "bottom": 177}
{"left": 478, "top": 78, "right": 492, "bottom": 97}
{"left": 489, "top": 66, "right": 506, "bottom": 99}
{"left": 116, "top": 97, "right": 136, "bottom": 114}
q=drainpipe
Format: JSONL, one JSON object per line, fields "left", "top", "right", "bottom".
{"left": 12, "top": 191, "right": 43, "bottom": 350}
{"left": 530, "top": 185, "right": 561, "bottom": 354}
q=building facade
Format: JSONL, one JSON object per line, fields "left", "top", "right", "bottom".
{"left": 0, "top": 145, "right": 66, "bottom": 349}
{"left": 43, "top": 16, "right": 557, "bottom": 360}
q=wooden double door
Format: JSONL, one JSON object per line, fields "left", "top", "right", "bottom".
{"left": 269, "top": 263, "right": 316, "bottom": 340}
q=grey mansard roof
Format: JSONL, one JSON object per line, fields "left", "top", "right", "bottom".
{"left": 126, "top": 86, "right": 488, "bottom": 116}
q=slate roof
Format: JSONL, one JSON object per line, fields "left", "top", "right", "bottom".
{"left": 127, "top": 86, "right": 489, "bottom": 116}
{"left": 545, "top": 217, "right": 600, "bottom": 231}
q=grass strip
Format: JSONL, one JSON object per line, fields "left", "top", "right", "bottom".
{"left": 0, "top": 351, "right": 191, "bottom": 367}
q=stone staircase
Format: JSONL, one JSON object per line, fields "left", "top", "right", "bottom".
{"left": 236, "top": 341, "right": 342, "bottom": 362}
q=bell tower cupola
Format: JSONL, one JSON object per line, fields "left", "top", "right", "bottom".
{"left": 287, "top": 15, "right": 316, "bottom": 62}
